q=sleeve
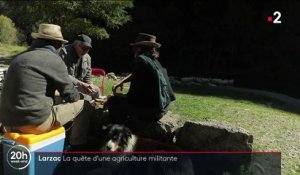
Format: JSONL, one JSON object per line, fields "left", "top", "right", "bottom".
{"left": 69, "top": 75, "right": 79, "bottom": 85}
{"left": 83, "top": 55, "right": 92, "bottom": 84}
{"left": 50, "top": 55, "right": 80, "bottom": 102}
{"left": 161, "top": 67, "right": 176, "bottom": 101}
{"left": 61, "top": 46, "right": 80, "bottom": 85}
{"left": 155, "top": 60, "right": 176, "bottom": 101}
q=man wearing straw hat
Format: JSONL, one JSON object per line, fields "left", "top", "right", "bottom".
{"left": 0, "top": 24, "right": 94, "bottom": 150}
{"left": 107, "top": 33, "right": 176, "bottom": 123}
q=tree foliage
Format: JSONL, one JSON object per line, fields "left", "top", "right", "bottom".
{"left": 0, "top": 0, "right": 133, "bottom": 39}
{"left": 0, "top": 15, "right": 17, "bottom": 44}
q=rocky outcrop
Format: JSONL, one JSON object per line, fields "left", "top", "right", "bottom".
{"left": 127, "top": 114, "right": 254, "bottom": 174}
{"left": 169, "top": 76, "right": 234, "bottom": 87}
{"left": 175, "top": 120, "right": 253, "bottom": 151}
{"left": 128, "top": 111, "right": 253, "bottom": 152}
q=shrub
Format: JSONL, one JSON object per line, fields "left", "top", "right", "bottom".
{"left": 0, "top": 15, "right": 17, "bottom": 44}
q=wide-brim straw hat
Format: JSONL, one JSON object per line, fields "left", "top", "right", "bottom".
{"left": 31, "top": 24, "right": 68, "bottom": 43}
{"left": 130, "top": 33, "right": 161, "bottom": 48}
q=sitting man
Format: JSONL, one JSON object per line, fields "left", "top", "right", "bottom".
{"left": 60, "top": 34, "right": 100, "bottom": 100}
{"left": 107, "top": 33, "right": 176, "bottom": 123}
{"left": 0, "top": 24, "right": 93, "bottom": 150}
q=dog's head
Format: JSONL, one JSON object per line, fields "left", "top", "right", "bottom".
{"left": 103, "top": 124, "right": 132, "bottom": 152}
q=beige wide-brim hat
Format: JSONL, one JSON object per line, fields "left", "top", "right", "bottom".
{"left": 31, "top": 24, "right": 68, "bottom": 43}
{"left": 130, "top": 33, "right": 161, "bottom": 48}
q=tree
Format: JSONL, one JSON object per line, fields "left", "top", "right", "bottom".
{"left": 0, "top": 0, "right": 133, "bottom": 39}
{"left": 0, "top": 15, "right": 17, "bottom": 44}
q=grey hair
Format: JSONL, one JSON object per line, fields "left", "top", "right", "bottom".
{"left": 151, "top": 48, "right": 160, "bottom": 59}
{"left": 140, "top": 46, "right": 160, "bottom": 60}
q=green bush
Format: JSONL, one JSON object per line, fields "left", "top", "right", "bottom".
{"left": 0, "top": 15, "right": 17, "bottom": 44}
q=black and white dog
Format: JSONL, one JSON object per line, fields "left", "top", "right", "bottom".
{"left": 102, "top": 124, "right": 136, "bottom": 152}
{"left": 99, "top": 124, "right": 195, "bottom": 175}
{"left": 101, "top": 124, "right": 181, "bottom": 152}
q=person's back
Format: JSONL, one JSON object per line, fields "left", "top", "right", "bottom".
{"left": 0, "top": 47, "right": 78, "bottom": 126}
{"left": 0, "top": 24, "right": 95, "bottom": 150}
{"left": 108, "top": 33, "right": 176, "bottom": 123}
{"left": 127, "top": 54, "right": 159, "bottom": 109}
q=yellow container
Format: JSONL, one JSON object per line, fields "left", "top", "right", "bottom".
{"left": 3, "top": 125, "right": 65, "bottom": 175}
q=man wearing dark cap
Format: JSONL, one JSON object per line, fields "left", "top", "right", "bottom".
{"left": 60, "top": 34, "right": 100, "bottom": 100}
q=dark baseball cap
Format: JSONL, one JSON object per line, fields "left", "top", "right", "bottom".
{"left": 75, "top": 34, "right": 92, "bottom": 48}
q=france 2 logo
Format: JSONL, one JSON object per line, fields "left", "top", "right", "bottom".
{"left": 267, "top": 11, "right": 282, "bottom": 24}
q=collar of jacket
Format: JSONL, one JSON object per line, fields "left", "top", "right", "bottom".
{"left": 29, "top": 39, "right": 58, "bottom": 54}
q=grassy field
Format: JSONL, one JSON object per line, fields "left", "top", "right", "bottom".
{"left": 93, "top": 77, "right": 129, "bottom": 96}
{"left": 172, "top": 84, "right": 300, "bottom": 175}
{"left": 0, "top": 44, "right": 27, "bottom": 67}
{"left": 0, "top": 43, "right": 27, "bottom": 57}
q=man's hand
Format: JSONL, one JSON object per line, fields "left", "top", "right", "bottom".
{"left": 112, "top": 82, "right": 124, "bottom": 94}
{"left": 91, "top": 96, "right": 108, "bottom": 109}
{"left": 0, "top": 122, "right": 6, "bottom": 133}
{"left": 78, "top": 81, "right": 97, "bottom": 94}
{"left": 111, "top": 74, "right": 132, "bottom": 95}
{"left": 54, "top": 90, "right": 60, "bottom": 96}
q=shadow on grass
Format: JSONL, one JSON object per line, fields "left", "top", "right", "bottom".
{"left": 0, "top": 51, "right": 24, "bottom": 66}
{"left": 0, "top": 57, "right": 13, "bottom": 66}
{"left": 173, "top": 83, "right": 300, "bottom": 115}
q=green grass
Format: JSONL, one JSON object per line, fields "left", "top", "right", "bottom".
{"left": 0, "top": 43, "right": 27, "bottom": 57}
{"left": 92, "top": 76, "right": 129, "bottom": 96}
{"left": 0, "top": 44, "right": 27, "bottom": 67}
{"left": 171, "top": 84, "right": 300, "bottom": 175}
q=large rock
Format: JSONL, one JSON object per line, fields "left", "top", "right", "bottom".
{"left": 174, "top": 120, "right": 253, "bottom": 174}
{"left": 128, "top": 117, "right": 253, "bottom": 174}
{"left": 127, "top": 113, "right": 253, "bottom": 152}
{"left": 175, "top": 120, "right": 253, "bottom": 151}
{"left": 127, "top": 111, "right": 184, "bottom": 143}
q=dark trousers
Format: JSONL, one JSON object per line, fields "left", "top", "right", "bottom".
{"left": 107, "top": 95, "right": 165, "bottom": 124}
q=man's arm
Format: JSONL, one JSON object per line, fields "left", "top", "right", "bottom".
{"left": 51, "top": 56, "right": 81, "bottom": 102}
{"left": 112, "top": 73, "right": 132, "bottom": 94}
{"left": 82, "top": 55, "right": 92, "bottom": 84}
